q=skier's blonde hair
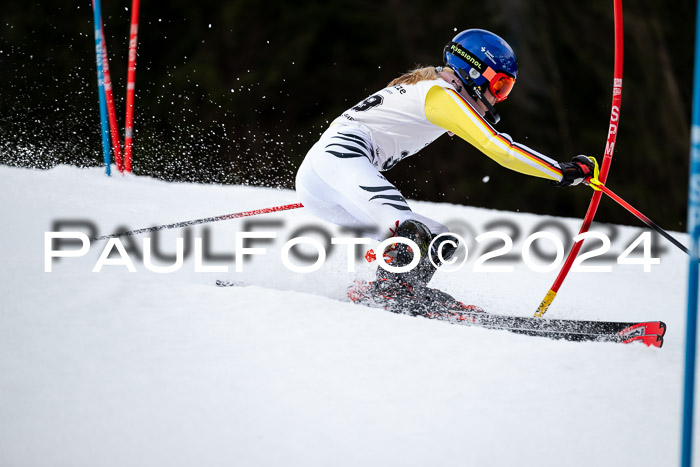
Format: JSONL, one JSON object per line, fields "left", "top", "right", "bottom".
{"left": 387, "top": 66, "right": 454, "bottom": 87}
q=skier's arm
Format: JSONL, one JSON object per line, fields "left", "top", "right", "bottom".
{"left": 424, "top": 85, "right": 564, "bottom": 182}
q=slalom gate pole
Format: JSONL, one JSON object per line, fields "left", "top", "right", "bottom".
{"left": 681, "top": 1, "right": 700, "bottom": 465}
{"left": 91, "top": 0, "right": 112, "bottom": 176}
{"left": 534, "top": 0, "right": 623, "bottom": 318}
{"left": 98, "top": 19, "right": 124, "bottom": 173}
{"left": 92, "top": 203, "right": 304, "bottom": 241}
{"left": 595, "top": 183, "right": 689, "bottom": 255}
{"left": 123, "top": 0, "right": 140, "bottom": 173}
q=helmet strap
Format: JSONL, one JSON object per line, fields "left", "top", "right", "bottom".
{"left": 456, "top": 68, "right": 501, "bottom": 125}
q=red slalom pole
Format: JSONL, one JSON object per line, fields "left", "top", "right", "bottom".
{"left": 123, "top": 0, "right": 140, "bottom": 172}
{"left": 100, "top": 21, "right": 124, "bottom": 173}
{"left": 535, "top": 0, "right": 624, "bottom": 317}
{"left": 93, "top": 203, "right": 304, "bottom": 240}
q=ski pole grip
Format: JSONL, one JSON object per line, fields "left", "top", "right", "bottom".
{"left": 584, "top": 156, "right": 603, "bottom": 191}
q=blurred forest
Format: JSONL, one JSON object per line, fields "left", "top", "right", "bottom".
{"left": 0, "top": 0, "right": 695, "bottom": 228}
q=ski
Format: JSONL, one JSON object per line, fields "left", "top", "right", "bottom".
{"left": 216, "top": 280, "right": 665, "bottom": 347}
{"left": 505, "top": 327, "right": 663, "bottom": 346}
{"left": 397, "top": 303, "right": 665, "bottom": 347}
{"left": 389, "top": 297, "right": 664, "bottom": 347}
{"left": 427, "top": 306, "right": 666, "bottom": 339}
{"left": 441, "top": 313, "right": 664, "bottom": 347}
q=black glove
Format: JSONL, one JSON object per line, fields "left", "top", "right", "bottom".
{"left": 553, "top": 155, "right": 595, "bottom": 187}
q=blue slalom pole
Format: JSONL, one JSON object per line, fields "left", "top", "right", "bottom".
{"left": 682, "top": 2, "right": 700, "bottom": 465}
{"left": 91, "top": 0, "right": 112, "bottom": 176}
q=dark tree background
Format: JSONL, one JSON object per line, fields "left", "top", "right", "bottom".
{"left": 0, "top": 1, "right": 694, "bottom": 229}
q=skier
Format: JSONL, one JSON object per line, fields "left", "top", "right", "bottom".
{"left": 295, "top": 28, "right": 595, "bottom": 311}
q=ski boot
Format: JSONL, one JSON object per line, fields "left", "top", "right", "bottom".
{"left": 348, "top": 219, "right": 483, "bottom": 316}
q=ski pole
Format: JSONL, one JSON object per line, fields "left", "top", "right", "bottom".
{"left": 92, "top": 202, "right": 304, "bottom": 240}
{"left": 591, "top": 182, "right": 689, "bottom": 255}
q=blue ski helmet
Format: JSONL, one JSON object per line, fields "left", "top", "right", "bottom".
{"left": 443, "top": 29, "right": 518, "bottom": 103}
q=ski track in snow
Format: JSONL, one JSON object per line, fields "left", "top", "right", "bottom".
{"left": 0, "top": 164, "right": 692, "bottom": 466}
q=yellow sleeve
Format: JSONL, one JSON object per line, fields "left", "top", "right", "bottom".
{"left": 424, "top": 85, "right": 563, "bottom": 181}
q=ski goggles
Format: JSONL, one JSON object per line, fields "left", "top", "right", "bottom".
{"left": 482, "top": 68, "right": 516, "bottom": 102}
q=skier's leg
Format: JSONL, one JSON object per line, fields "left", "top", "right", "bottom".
{"left": 296, "top": 125, "right": 454, "bottom": 287}
{"left": 376, "top": 218, "right": 460, "bottom": 288}
{"left": 297, "top": 126, "right": 447, "bottom": 238}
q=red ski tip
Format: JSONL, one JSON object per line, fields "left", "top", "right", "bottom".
{"left": 617, "top": 321, "right": 667, "bottom": 339}
{"left": 622, "top": 334, "right": 663, "bottom": 348}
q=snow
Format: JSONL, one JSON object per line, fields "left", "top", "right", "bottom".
{"left": 0, "top": 164, "right": 694, "bottom": 466}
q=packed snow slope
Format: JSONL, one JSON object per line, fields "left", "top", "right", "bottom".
{"left": 0, "top": 164, "right": 695, "bottom": 466}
